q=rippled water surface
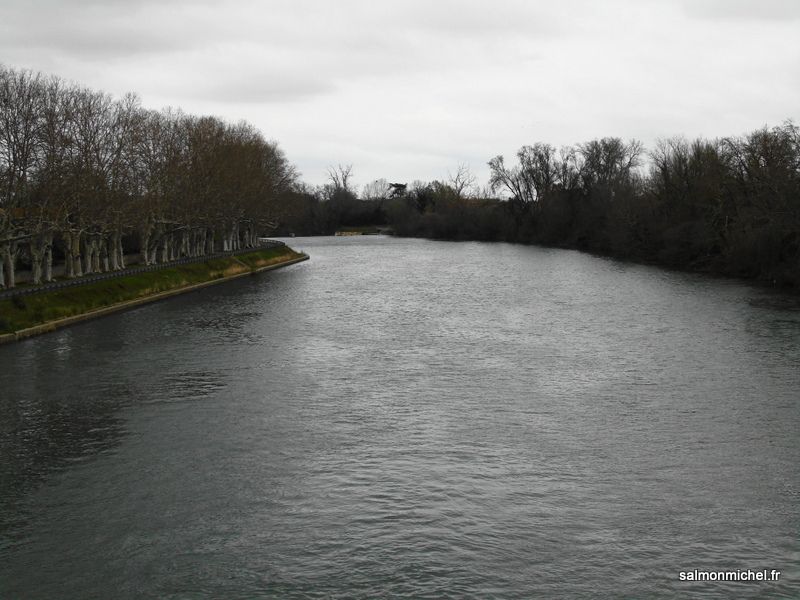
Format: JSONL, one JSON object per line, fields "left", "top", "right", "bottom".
{"left": 1, "top": 236, "right": 799, "bottom": 598}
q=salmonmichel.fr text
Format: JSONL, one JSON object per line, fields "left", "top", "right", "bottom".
{"left": 679, "top": 569, "right": 781, "bottom": 582}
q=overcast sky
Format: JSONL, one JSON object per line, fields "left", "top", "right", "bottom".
{"left": 2, "top": 0, "right": 798, "bottom": 189}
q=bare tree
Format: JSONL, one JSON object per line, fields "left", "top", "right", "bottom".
{"left": 362, "top": 178, "right": 390, "bottom": 201}
{"left": 327, "top": 164, "right": 353, "bottom": 192}
{"left": 0, "top": 66, "right": 43, "bottom": 287}
{"left": 578, "top": 137, "right": 643, "bottom": 190}
{"left": 448, "top": 163, "right": 477, "bottom": 199}
{"left": 0, "top": 64, "right": 302, "bottom": 287}
{"left": 488, "top": 154, "right": 535, "bottom": 227}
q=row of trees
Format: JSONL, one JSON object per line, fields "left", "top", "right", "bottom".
{"left": 0, "top": 65, "right": 297, "bottom": 288}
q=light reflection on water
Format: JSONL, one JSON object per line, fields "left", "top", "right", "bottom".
{"left": 1, "top": 236, "right": 799, "bottom": 598}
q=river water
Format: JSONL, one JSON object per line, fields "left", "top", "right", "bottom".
{"left": 1, "top": 236, "right": 798, "bottom": 599}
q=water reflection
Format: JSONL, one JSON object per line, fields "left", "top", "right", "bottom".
{"left": 0, "top": 291, "right": 264, "bottom": 550}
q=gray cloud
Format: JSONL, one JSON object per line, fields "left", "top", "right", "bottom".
{"left": 683, "top": 0, "right": 800, "bottom": 20}
{"left": 189, "top": 71, "right": 335, "bottom": 104}
{"left": 1, "top": 0, "right": 798, "bottom": 187}
{"left": 0, "top": 2, "right": 200, "bottom": 58}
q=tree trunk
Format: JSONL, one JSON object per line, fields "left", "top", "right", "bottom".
{"left": 83, "top": 237, "right": 93, "bottom": 275}
{"left": 2, "top": 243, "right": 17, "bottom": 289}
{"left": 92, "top": 239, "right": 101, "bottom": 273}
{"left": 118, "top": 232, "right": 125, "bottom": 269}
{"left": 44, "top": 232, "right": 54, "bottom": 282}
{"left": 73, "top": 231, "right": 83, "bottom": 277}
{"left": 31, "top": 238, "right": 44, "bottom": 285}
{"left": 64, "top": 231, "right": 75, "bottom": 278}
{"left": 109, "top": 231, "right": 119, "bottom": 271}
{"left": 101, "top": 238, "right": 110, "bottom": 272}
{"left": 140, "top": 228, "right": 152, "bottom": 266}
{"left": 74, "top": 231, "right": 84, "bottom": 277}
{"left": 88, "top": 238, "right": 96, "bottom": 274}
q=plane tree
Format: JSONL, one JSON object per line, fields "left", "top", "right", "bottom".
{"left": 0, "top": 64, "right": 301, "bottom": 285}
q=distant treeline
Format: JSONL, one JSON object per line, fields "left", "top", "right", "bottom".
{"left": 0, "top": 65, "right": 297, "bottom": 288}
{"left": 281, "top": 124, "right": 800, "bottom": 288}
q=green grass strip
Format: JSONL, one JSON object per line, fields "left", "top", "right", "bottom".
{"left": 0, "top": 246, "right": 301, "bottom": 334}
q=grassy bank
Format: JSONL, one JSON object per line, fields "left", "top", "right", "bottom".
{"left": 0, "top": 246, "right": 305, "bottom": 337}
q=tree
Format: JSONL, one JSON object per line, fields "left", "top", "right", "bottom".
{"left": 362, "top": 178, "right": 390, "bottom": 201}
{"left": 448, "top": 163, "right": 476, "bottom": 199}
{"left": 326, "top": 163, "right": 353, "bottom": 193}
{"left": 0, "top": 64, "right": 302, "bottom": 286}
{"left": 0, "top": 66, "right": 43, "bottom": 287}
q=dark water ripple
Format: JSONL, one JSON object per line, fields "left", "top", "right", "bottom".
{"left": 1, "top": 236, "right": 799, "bottom": 599}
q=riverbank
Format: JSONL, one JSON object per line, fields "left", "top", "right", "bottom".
{"left": 0, "top": 246, "right": 308, "bottom": 343}
{"left": 387, "top": 228, "right": 800, "bottom": 294}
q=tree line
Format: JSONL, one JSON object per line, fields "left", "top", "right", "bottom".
{"left": 278, "top": 124, "right": 799, "bottom": 288}
{"left": 0, "top": 65, "right": 297, "bottom": 288}
{"left": 3, "top": 64, "right": 797, "bottom": 290}
{"left": 482, "top": 127, "right": 800, "bottom": 288}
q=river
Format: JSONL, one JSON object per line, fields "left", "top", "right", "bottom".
{"left": 1, "top": 236, "right": 798, "bottom": 598}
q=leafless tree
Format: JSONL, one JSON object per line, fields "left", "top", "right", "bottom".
{"left": 362, "top": 178, "right": 390, "bottom": 201}
{"left": 0, "top": 64, "right": 301, "bottom": 287}
{"left": 327, "top": 164, "right": 353, "bottom": 192}
{"left": 448, "top": 163, "right": 477, "bottom": 199}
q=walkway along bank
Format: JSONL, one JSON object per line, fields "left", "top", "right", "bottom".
{"left": 0, "top": 243, "right": 308, "bottom": 344}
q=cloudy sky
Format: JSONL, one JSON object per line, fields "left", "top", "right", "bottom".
{"left": 2, "top": 0, "right": 798, "bottom": 190}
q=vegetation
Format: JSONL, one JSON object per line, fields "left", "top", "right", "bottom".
{"left": 277, "top": 126, "right": 800, "bottom": 289}
{"left": 0, "top": 246, "right": 301, "bottom": 334}
{"left": 3, "top": 63, "right": 797, "bottom": 293}
{"left": 0, "top": 65, "right": 299, "bottom": 290}
{"left": 335, "top": 225, "right": 381, "bottom": 234}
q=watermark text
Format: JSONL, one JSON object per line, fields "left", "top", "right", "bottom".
{"left": 679, "top": 569, "right": 780, "bottom": 582}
